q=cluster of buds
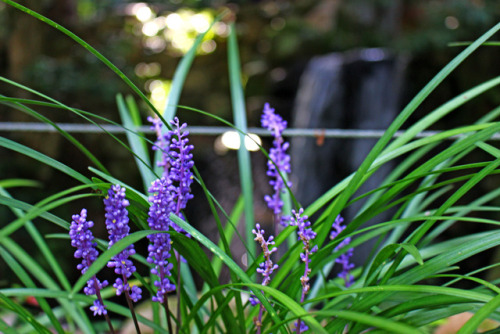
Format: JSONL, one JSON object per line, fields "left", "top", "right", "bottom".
{"left": 249, "top": 223, "right": 279, "bottom": 307}
{"left": 71, "top": 116, "right": 195, "bottom": 315}
{"left": 69, "top": 106, "right": 354, "bottom": 334}
{"left": 330, "top": 215, "right": 355, "bottom": 287}
{"left": 147, "top": 116, "right": 195, "bottom": 302}
{"left": 104, "top": 185, "right": 142, "bottom": 302}
{"left": 259, "top": 104, "right": 355, "bottom": 333}
{"left": 290, "top": 209, "right": 318, "bottom": 298}
{"left": 261, "top": 103, "right": 292, "bottom": 226}
{"left": 70, "top": 184, "right": 143, "bottom": 317}
{"left": 70, "top": 209, "right": 109, "bottom": 316}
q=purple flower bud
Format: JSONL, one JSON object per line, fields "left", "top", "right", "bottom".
{"left": 90, "top": 299, "right": 107, "bottom": 317}
{"left": 290, "top": 209, "right": 316, "bottom": 299}
{"left": 261, "top": 103, "right": 292, "bottom": 226}
{"left": 70, "top": 209, "right": 109, "bottom": 315}
{"left": 147, "top": 117, "right": 195, "bottom": 303}
{"left": 249, "top": 296, "right": 260, "bottom": 307}
{"left": 295, "top": 319, "right": 309, "bottom": 333}
{"left": 253, "top": 224, "right": 279, "bottom": 286}
{"left": 147, "top": 177, "right": 176, "bottom": 303}
{"left": 104, "top": 185, "right": 142, "bottom": 301}
{"left": 167, "top": 117, "right": 195, "bottom": 233}
{"left": 330, "top": 215, "right": 354, "bottom": 287}
{"left": 148, "top": 116, "right": 172, "bottom": 175}
{"left": 249, "top": 224, "right": 279, "bottom": 307}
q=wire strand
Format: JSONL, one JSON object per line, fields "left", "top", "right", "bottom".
{"left": 0, "top": 122, "right": 495, "bottom": 140}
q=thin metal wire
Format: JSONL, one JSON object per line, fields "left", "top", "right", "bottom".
{"left": 0, "top": 121, "right": 498, "bottom": 140}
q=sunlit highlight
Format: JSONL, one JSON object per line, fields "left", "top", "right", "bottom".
{"left": 147, "top": 79, "right": 172, "bottom": 112}
{"left": 166, "top": 13, "right": 183, "bottom": 30}
{"left": 135, "top": 62, "right": 161, "bottom": 78}
{"left": 134, "top": 4, "right": 153, "bottom": 22}
{"left": 219, "top": 131, "right": 262, "bottom": 152}
{"left": 190, "top": 13, "right": 211, "bottom": 33}
{"left": 130, "top": 7, "right": 224, "bottom": 55}
{"left": 142, "top": 21, "right": 160, "bottom": 36}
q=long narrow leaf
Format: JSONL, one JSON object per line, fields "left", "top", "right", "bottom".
{"left": 228, "top": 23, "right": 256, "bottom": 259}
{"left": 0, "top": 136, "right": 91, "bottom": 184}
{"left": 116, "top": 94, "right": 156, "bottom": 191}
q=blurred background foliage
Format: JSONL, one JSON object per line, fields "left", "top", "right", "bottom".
{"left": 2, "top": 0, "right": 498, "bottom": 122}
{"left": 0, "top": 0, "right": 499, "bottom": 284}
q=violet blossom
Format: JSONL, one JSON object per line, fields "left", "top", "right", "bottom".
{"left": 104, "top": 184, "right": 142, "bottom": 302}
{"left": 70, "top": 209, "right": 108, "bottom": 316}
{"left": 166, "top": 117, "right": 195, "bottom": 233}
{"left": 290, "top": 209, "right": 318, "bottom": 297}
{"left": 147, "top": 117, "right": 195, "bottom": 303}
{"left": 330, "top": 215, "right": 354, "bottom": 287}
{"left": 147, "top": 177, "right": 176, "bottom": 303}
{"left": 148, "top": 115, "right": 172, "bottom": 176}
{"left": 249, "top": 224, "right": 279, "bottom": 334}
{"left": 253, "top": 224, "right": 279, "bottom": 285}
{"left": 290, "top": 208, "right": 318, "bottom": 333}
{"left": 249, "top": 223, "right": 279, "bottom": 306}
{"left": 261, "top": 103, "right": 292, "bottom": 226}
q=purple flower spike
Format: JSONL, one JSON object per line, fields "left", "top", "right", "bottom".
{"left": 168, "top": 117, "right": 195, "bottom": 232}
{"left": 295, "top": 319, "right": 309, "bottom": 333}
{"left": 261, "top": 103, "right": 292, "bottom": 226}
{"left": 147, "top": 177, "right": 176, "bottom": 303}
{"left": 104, "top": 185, "right": 142, "bottom": 302}
{"left": 290, "top": 209, "right": 317, "bottom": 299}
{"left": 70, "top": 209, "right": 109, "bottom": 315}
{"left": 148, "top": 116, "right": 195, "bottom": 234}
{"left": 250, "top": 224, "right": 279, "bottom": 333}
{"left": 249, "top": 296, "right": 260, "bottom": 307}
{"left": 148, "top": 116, "right": 172, "bottom": 175}
{"left": 261, "top": 103, "right": 287, "bottom": 138}
{"left": 147, "top": 117, "right": 195, "bottom": 303}
{"left": 249, "top": 224, "right": 279, "bottom": 306}
{"left": 90, "top": 299, "right": 107, "bottom": 316}
{"left": 330, "top": 215, "right": 355, "bottom": 287}
{"left": 253, "top": 224, "right": 279, "bottom": 286}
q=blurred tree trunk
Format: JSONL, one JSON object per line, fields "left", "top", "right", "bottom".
{"left": 7, "top": 0, "right": 44, "bottom": 83}
{"left": 5, "top": 0, "right": 77, "bottom": 180}
{"left": 305, "top": 0, "right": 342, "bottom": 32}
{"left": 7, "top": 0, "right": 77, "bottom": 82}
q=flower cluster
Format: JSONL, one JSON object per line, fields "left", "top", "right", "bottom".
{"left": 70, "top": 117, "right": 195, "bottom": 320}
{"left": 290, "top": 208, "right": 318, "bottom": 333}
{"left": 330, "top": 215, "right": 355, "bottom": 287}
{"left": 253, "top": 224, "right": 279, "bottom": 286}
{"left": 290, "top": 209, "right": 318, "bottom": 297}
{"left": 147, "top": 116, "right": 195, "bottom": 303}
{"left": 148, "top": 115, "right": 172, "bottom": 175}
{"left": 70, "top": 209, "right": 108, "bottom": 316}
{"left": 261, "top": 103, "right": 292, "bottom": 226}
{"left": 250, "top": 224, "right": 279, "bottom": 307}
{"left": 147, "top": 177, "right": 176, "bottom": 303}
{"left": 166, "top": 117, "right": 195, "bottom": 233}
{"left": 104, "top": 185, "right": 142, "bottom": 302}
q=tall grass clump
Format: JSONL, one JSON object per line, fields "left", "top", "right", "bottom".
{"left": 1, "top": 1, "right": 500, "bottom": 333}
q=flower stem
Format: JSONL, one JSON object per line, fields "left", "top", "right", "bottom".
{"left": 93, "top": 276, "right": 115, "bottom": 334}
{"left": 175, "top": 251, "right": 182, "bottom": 334}
{"left": 163, "top": 298, "right": 174, "bottom": 334}
{"left": 156, "top": 265, "right": 174, "bottom": 334}
{"left": 256, "top": 301, "right": 264, "bottom": 334}
{"left": 296, "top": 247, "right": 310, "bottom": 334}
{"left": 122, "top": 274, "right": 141, "bottom": 334}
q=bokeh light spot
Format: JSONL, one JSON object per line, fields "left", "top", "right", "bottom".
{"left": 445, "top": 16, "right": 459, "bottom": 29}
